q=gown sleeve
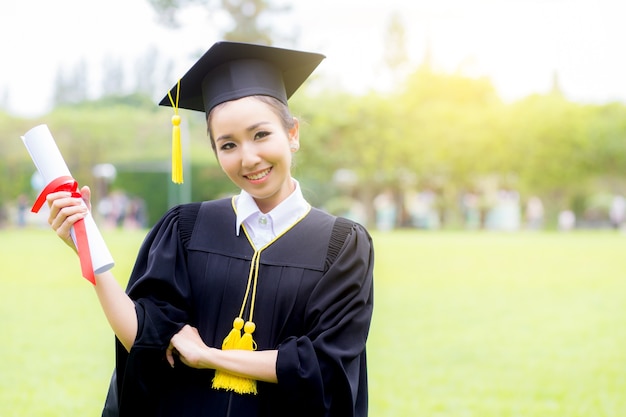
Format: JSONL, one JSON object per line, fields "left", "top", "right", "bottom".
{"left": 112, "top": 203, "right": 200, "bottom": 416}
{"left": 128, "top": 203, "right": 199, "bottom": 347}
{"left": 274, "top": 221, "right": 374, "bottom": 416}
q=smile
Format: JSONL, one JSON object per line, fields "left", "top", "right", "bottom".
{"left": 245, "top": 168, "right": 271, "bottom": 181}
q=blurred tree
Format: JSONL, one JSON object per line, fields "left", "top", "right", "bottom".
{"left": 586, "top": 103, "right": 626, "bottom": 179}
{"left": 397, "top": 66, "right": 503, "bottom": 182}
{"left": 549, "top": 70, "right": 564, "bottom": 97}
{"left": 379, "top": 11, "right": 412, "bottom": 95}
{"left": 147, "top": 0, "right": 291, "bottom": 44}
{"left": 101, "top": 55, "right": 125, "bottom": 96}
{"left": 0, "top": 87, "right": 9, "bottom": 113}
{"left": 133, "top": 46, "right": 165, "bottom": 95}
{"left": 147, "top": 0, "right": 205, "bottom": 27}
{"left": 383, "top": 11, "right": 409, "bottom": 76}
{"left": 52, "top": 59, "right": 89, "bottom": 107}
{"left": 5, "top": 87, "right": 626, "bottom": 228}
{"left": 8, "top": 19, "right": 626, "bottom": 229}
{"left": 506, "top": 94, "right": 591, "bottom": 195}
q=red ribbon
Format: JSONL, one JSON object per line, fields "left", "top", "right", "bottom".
{"left": 32, "top": 176, "right": 96, "bottom": 285}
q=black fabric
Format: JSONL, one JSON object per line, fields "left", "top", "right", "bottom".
{"left": 104, "top": 198, "right": 374, "bottom": 417}
{"left": 101, "top": 371, "right": 117, "bottom": 417}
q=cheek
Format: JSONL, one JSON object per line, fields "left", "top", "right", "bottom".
{"left": 216, "top": 154, "right": 235, "bottom": 174}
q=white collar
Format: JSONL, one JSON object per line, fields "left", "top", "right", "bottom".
{"left": 235, "top": 178, "right": 310, "bottom": 237}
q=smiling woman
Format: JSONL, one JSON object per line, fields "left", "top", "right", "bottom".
{"left": 42, "top": 41, "right": 374, "bottom": 417}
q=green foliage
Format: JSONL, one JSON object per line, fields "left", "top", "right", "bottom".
{"left": 585, "top": 103, "right": 626, "bottom": 176}
{"left": 1, "top": 113, "right": 53, "bottom": 205}
{"left": 291, "top": 68, "right": 626, "bottom": 225}
{"left": 395, "top": 68, "right": 504, "bottom": 179}
{"left": 4, "top": 65, "right": 626, "bottom": 227}
{"left": 115, "top": 164, "right": 237, "bottom": 226}
{"left": 505, "top": 94, "right": 590, "bottom": 192}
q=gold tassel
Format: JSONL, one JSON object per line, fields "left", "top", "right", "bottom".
{"left": 222, "top": 317, "right": 244, "bottom": 350}
{"left": 212, "top": 319, "right": 258, "bottom": 394}
{"left": 171, "top": 114, "right": 183, "bottom": 184}
{"left": 167, "top": 79, "right": 183, "bottom": 184}
{"left": 236, "top": 321, "right": 257, "bottom": 351}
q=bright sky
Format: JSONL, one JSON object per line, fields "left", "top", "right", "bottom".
{"left": 2, "top": 0, "right": 625, "bottom": 117}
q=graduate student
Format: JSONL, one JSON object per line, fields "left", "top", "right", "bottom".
{"left": 46, "top": 41, "right": 374, "bottom": 417}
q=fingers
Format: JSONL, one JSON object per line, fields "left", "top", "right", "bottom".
{"left": 46, "top": 192, "right": 88, "bottom": 248}
{"left": 166, "top": 344, "right": 176, "bottom": 368}
{"left": 167, "top": 325, "right": 206, "bottom": 368}
{"left": 167, "top": 327, "right": 186, "bottom": 368}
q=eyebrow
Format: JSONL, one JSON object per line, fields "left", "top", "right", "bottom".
{"left": 215, "top": 121, "right": 271, "bottom": 143}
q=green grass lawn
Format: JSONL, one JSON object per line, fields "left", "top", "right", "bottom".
{"left": 1, "top": 227, "right": 625, "bottom": 416}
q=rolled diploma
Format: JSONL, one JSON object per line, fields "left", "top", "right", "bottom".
{"left": 21, "top": 124, "right": 115, "bottom": 274}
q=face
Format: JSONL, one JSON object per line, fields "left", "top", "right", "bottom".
{"left": 211, "top": 96, "right": 299, "bottom": 213}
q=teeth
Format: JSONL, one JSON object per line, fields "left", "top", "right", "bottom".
{"left": 246, "top": 168, "right": 270, "bottom": 180}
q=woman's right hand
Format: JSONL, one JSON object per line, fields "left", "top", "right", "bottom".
{"left": 47, "top": 185, "right": 91, "bottom": 252}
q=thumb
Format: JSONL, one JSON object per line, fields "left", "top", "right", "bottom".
{"left": 80, "top": 186, "right": 92, "bottom": 211}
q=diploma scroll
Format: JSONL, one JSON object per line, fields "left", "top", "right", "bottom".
{"left": 21, "top": 124, "right": 115, "bottom": 281}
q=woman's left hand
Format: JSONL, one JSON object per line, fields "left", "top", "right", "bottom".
{"left": 166, "top": 324, "right": 210, "bottom": 369}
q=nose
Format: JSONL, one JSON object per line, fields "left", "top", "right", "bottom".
{"left": 240, "top": 142, "right": 262, "bottom": 168}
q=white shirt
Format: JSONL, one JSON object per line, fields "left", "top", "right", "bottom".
{"left": 235, "top": 178, "right": 311, "bottom": 248}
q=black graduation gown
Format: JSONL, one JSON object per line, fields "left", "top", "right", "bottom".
{"left": 108, "top": 198, "right": 374, "bottom": 417}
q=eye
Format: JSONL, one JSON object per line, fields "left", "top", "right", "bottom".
{"left": 219, "top": 142, "right": 236, "bottom": 151}
{"left": 254, "top": 130, "right": 270, "bottom": 140}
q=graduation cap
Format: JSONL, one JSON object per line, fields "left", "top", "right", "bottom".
{"left": 159, "top": 42, "right": 325, "bottom": 183}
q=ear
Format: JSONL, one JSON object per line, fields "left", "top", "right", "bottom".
{"left": 288, "top": 117, "right": 300, "bottom": 150}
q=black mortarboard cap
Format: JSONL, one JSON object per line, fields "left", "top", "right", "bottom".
{"left": 159, "top": 41, "right": 325, "bottom": 115}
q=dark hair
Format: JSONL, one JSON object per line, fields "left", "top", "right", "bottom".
{"left": 207, "top": 95, "right": 295, "bottom": 153}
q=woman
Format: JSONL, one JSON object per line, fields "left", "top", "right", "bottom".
{"left": 46, "top": 41, "right": 374, "bottom": 417}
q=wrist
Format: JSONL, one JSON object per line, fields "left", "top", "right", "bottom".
{"left": 200, "top": 346, "right": 218, "bottom": 369}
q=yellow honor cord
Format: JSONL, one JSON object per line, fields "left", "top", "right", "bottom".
{"left": 212, "top": 249, "right": 261, "bottom": 395}
{"left": 168, "top": 80, "right": 183, "bottom": 184}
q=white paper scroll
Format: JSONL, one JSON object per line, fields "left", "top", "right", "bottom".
{"left": 21, "top": 124, "right": 115, "bottom": 274}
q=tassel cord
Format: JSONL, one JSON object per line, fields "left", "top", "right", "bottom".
{"left": 168, "top": 79, "right": 183, "bottom": 184}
